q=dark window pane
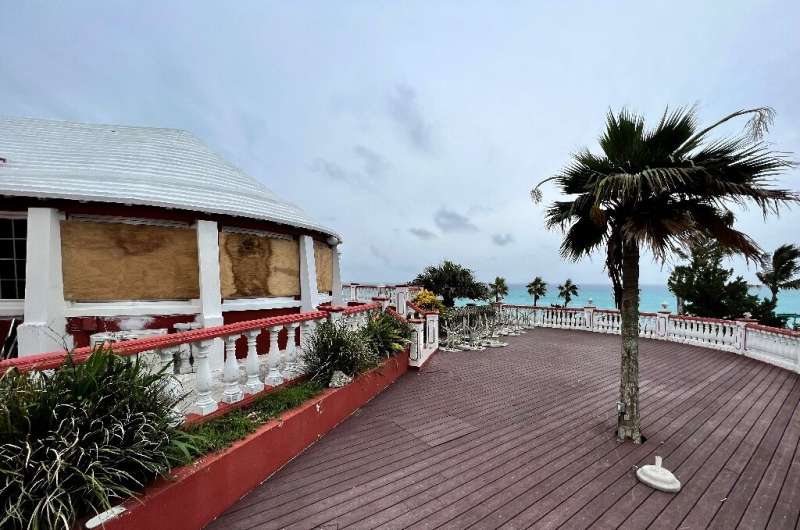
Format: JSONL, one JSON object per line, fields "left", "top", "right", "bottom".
{"left": 0, "top": 220, "right": 11, "bottom": 238}
{"left": 16, "top": 280, "right": 25, "bottom": 298}
{"left": 0, "top": 260, "right": 14, "bottom": 279}
{"left": 13, "top": 219, "right": 26, "bottom": 238}
{"left": 0, "top": 242, "right": 12, "bottom": 259}
{"left": 0, "top": 279, "right": 16, "bottom": 299}
{"left": 17, "top": 260, "right": 25, "bottom": 279}
{"left": 14, "top": 239, "right": 25, "bottom": 260}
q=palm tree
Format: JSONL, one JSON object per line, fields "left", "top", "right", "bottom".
{"left": 489, "top": 276, "right": 509, "bottom": 303}
{"left": 414, "top": 260, "right": 489, "bottom": 307}
{"left": 757, "top": 244, "right": 800, "bottom": 304}
{"left": 532, "top": 106, "right": 795, "bottom": 443}
{"left": 526, "top": 276, "right": 547, "bottom": 306}
{"left": 557, "top": 279, "right": 579, "bottom": 307}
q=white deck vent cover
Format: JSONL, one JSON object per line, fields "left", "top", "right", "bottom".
{"left": 636, "top": 456, "right": 681, "bottom": 493}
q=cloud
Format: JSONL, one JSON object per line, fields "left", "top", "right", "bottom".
{"left": 387, "top": 83, "right": 435, "bottom": 154}
{"left": 369, "top": 244, "right": 392, "bottom": 266}
{"left": 434, "top": 207, "right": 479, "bottom": 233}
{"left": 353, "top": 145, "right": 389, "bottom": 178}
{"left": 492, "top": 233, "right": 514, "bottom": 246}
{"left": 409, "top": 227, "right": 437, "bottom": 240}
{"left": 310, "top": 157, "right": 356, "bottom": 184}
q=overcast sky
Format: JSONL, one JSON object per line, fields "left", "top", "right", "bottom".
{"left": 2, "top": 1, "right": 799, "bottom": 286}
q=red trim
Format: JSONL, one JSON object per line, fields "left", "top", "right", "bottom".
{"left": 747, "top": 323, "right": 800, "bottom": 337}
{"left": 101, "top": 350, "right": 409, "bottom": 530}
{"left": 342, "top": 302, "right": 380, "bottom": 315}
{"left": 0, "top": 311, "right": 328, "bottom": 374}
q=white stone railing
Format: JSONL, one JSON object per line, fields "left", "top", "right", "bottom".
{"left": 500, "top": 304, "right": 800, "bottom": 374}
{"left": 343, "top": 283, "right": 422, "bottom": 309}
{"left": 0, "top": 302, "right": 383, "bottom": 423}
{"left": 405, "top": 300, "right": 439, "bottom": 368}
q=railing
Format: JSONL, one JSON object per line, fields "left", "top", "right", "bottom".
{"left": 499, "top": 304, "right": 800, "bottom": 373}
{"left": 0, "top": 302, "right": 383, "bottom": 422}
{"left": 343, "top": 283, "right": 422, "bottom": 307}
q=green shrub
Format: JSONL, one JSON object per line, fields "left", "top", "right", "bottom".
{"left": 302, "top": 320, "right": 378, "bottom": 385}
{"left": 0, "top": 348, "right": 183, "bottom": 530}
{"left": 362, "top": 312, "right": 412, "bottom": 357}
{"left": 172, "top": 382, "right": 322, "bottom": 465}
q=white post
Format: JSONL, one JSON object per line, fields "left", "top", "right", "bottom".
{"left": 244, "top": 330, "right": 264, "bottom": 394}
{"left": 196, "top": 220, "right": 224, "bottom": 372}
{"left": 657, "top": 302, "right": 670, "bottom": 339}
{"left": 221, "top": 335, "right": 244, "bottom": 403}
{"left": 18, "top": 208, "right": 71, "bottom": 355}
{"left": 194, "top": 340, "right": 218, "bottom": 415}
{"left": 396, "top": 286, "right": 410, "bottom": 314}
{"left": 265, "top": 325, "right": 284, "bottom": 386}
{"left": 329, "top": 238, "right": 344, "bottom": 306}
{"left": 299, "top": 235, "right": 319, "bottom": 312}
{"left": 284, "top": 322, "right": 300, "bottom": 377}
{"left": 583, "top": 300, "right": 595, "bottom": 331}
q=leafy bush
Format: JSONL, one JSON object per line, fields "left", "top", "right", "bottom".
{"left": 301, "top": 320, "right": 378, "bottom": 385}
{"left": 0, "top": 348, "right": 183, "bottom": 530}
{"left": 362, "top": 313, "right": 412, "bottom": 358}
{"left": 413, "top": 289, "right": 445, "bottom": 312}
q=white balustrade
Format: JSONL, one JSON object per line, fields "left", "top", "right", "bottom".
{"left": 283, "top": 322, "right": 300, "bottom": 377}
{"left": 194, "top": 340, "right": 218, "bottom": 415}
{"left": 244, "top": 330, "right": 264, "bottom": 394}
{"left": 222, "top": 334, "right": 244, "bottom": 404}
{"left": 265, "top": 325, "right": 284, "bottom": 387}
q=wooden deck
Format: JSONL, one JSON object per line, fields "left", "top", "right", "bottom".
{"left": 208, "top": 329, "right": 800, "bottom": 529}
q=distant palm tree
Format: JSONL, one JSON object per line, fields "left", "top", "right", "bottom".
{"left": 489, "top": 276, "right": 509, "bottom": 303}
{"left": 557, "top": 279, "right": 579, "bottom": 307}
{"left": 532, "top": 106, "right": 795, "bottom": 443}
{"left": 757, "top": 244, "right": 800, "bottom": 304}
{"left": 526, "top": 276, "right": 547, "bottom": 306}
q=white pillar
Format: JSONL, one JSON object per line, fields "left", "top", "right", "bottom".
{"left": 196, "top": 220, "right": 224, "bottom": 371}
{"left": 330, "top": 239, "right": 344, "bottom": 306}
{"left": 299, "top": 235, "right": 319, "bottom": 312}
{"left": 18, "top": 208, "right": 71, "bottom": 355}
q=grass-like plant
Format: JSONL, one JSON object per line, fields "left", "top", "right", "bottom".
{"left": 0, "top": 348, "right": 184, "bottom": 530}
{"left": 171, "top": 382, "right": 322, "bottom": 464}
{"left": 362, "top": 312, "right": 412, "bottom": 358}
{"left": 301, "top": 320, "right": 379, "bottom": 385}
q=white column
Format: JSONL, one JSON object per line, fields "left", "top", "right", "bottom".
{"left": 244, "top": 330, "right": 264, "bottom": 394}
{"left": 194, "top": 340, "right": 218, "bottom": 415}
{"left": 284, "top": 322, "right": 300, "bottom": 377}
{"left": 196, "top": 220, "right": 224, "bottom": 371}
{"left": 18, "top": 208, "right": 71, "bottom": 355}
{"left": 221, "top": 335, "right": 243, "bottom": 404}
{"left": 330, "top": 238, "right": 344, "bottom": 306}
{"left": 299, "top": 235, "right": 319, "bottom": 312}
{"left": 265, "top": 325, "right": 284, "bottom": 386}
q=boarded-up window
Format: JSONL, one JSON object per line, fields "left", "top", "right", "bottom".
{"left": 61, "top": 220, "right": 199, "bottom": 301}
{"left": 314, "top": 241, "right": 333, "bottom": 293}
{"left": 220, "top": 232, "right": 300, "bottom": 298}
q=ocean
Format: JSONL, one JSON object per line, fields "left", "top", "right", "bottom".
{"left": 457, "top": 283, "right": 800, "bottom": 315}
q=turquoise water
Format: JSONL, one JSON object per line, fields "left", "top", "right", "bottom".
{"left": 457, "top": 283, "right": 800, "bottom": 315}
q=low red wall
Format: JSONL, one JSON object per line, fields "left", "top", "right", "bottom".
{"left": 103, "top": 350, "right": 409, "bottom": 530}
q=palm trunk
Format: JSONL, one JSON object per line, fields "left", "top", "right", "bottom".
{"left": 617, "top": 241, "right": 642, "bottom": 443}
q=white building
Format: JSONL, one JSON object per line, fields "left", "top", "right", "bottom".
{"left": 0, "top": 116, "right": 343, "bottom": 359}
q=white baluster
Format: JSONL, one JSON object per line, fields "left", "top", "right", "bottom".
{"left": 244, "top": 330, "right": 264, "bottom": 394}
{"left": 194, "top": 340, "right": 218, "bottom": 415}
{"left": 222, "top": 334, "right": 244, "bottom": 404}
{"left": 284, "top": 322, "right": 301, "bottom": 377}
{"left": 156, "top": 346, "right": 185, "bottom": 424}
{"left": 265, "top": 325, "right": 284, "bottom": 386}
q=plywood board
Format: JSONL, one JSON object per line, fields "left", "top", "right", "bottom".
{"left": 61, "top": 220, "right": 199, "bottom": 301}
{"left": 314, "top": 241, "right": 333, "bottom": 293}
{"left": 219, "top": 232, "right": 300, "bottom": 298}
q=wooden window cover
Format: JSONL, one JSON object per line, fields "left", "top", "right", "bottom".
{"left": 61, "top": 220, "right": 199, "bottom": 301}
{"left": 220, "top": 231, "right": 300, "bottom": 298}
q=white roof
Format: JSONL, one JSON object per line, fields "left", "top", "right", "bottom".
{"left": 0, "top": 116, "right": 337, "bottom": 238}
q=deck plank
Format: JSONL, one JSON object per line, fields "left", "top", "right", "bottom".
{"left": 206, "top": 329, "right": 800, "bottom": 530}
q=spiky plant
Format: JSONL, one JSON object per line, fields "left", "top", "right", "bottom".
{"left": 362, "top": 313, "right": 412, "bottom": 358}
{"left": 757, "top": 244, "right": 800, "bottom": 304}
{"left": 532, "top": 106, "right": 796, "bottom": 443}
{"left": 301, "top": 320, "right": 378, "bottom": 385}
{"left": 526, "top": 276, "right": 547, "bottom": 306}
{"left": 0, "top": 348, "right": 184, "bottom": 530}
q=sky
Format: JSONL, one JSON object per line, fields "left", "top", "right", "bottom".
{"left": 2, "top": 1, "right": 799, "bottom": 286}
